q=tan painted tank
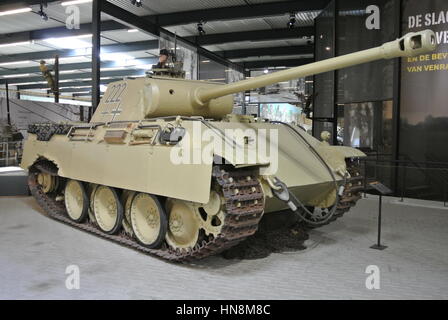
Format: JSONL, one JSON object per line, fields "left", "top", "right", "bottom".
{"left": 21, "top": 30, "right": 436, "bottom": 261}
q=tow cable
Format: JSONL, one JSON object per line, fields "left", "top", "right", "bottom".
{"left": 269, "top": 175, "right": 347, "bottom": 226}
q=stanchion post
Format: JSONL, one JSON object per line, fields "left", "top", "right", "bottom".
{"left": 5, "top": 80, "right": 11, "bottom": 126}
{"left": 369, "top": 181, "right": 392, "bottom": 250}
{"left": 400, "top": 164, "right": 406, "bottom": 202}
{"left": 442, "top": 169, "right": 448, "bottom": 207}
{"left": 363, "top": 160, "right": 367, "bottom": 198}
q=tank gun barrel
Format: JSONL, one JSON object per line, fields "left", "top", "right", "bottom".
{"left": 194, "top": 29, "right": 436, "bottom": 105}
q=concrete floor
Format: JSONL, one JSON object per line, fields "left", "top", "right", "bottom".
{"left": 0, "top": 195, "right": 447, "bottom": 299}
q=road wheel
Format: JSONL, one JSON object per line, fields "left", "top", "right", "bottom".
{"left": 130, "top": 193, "right": 167, "bottom": 248}
{"left": 165, "top": 199, "right": 200, "bottom": 250}
{"left": 64, "top": 179, "right": 89, "bottom": 223}
{"left": 93, "top": 186, "right": 123, "bottom": 234}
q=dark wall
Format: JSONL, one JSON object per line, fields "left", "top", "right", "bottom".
{"left": 400, "top": 0, "right": 448, "bottom": 164}
{"left": 313, "top": 0, "right": 398, "bottom": 149}
{"left": 337, "top": 0, "right": 398, "bottom": 103}
{"left": 313, "top": 0, "right": 448, "bottom": 200}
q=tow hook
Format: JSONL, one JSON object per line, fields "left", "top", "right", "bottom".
{"left": 269, "top": 177, "right": 297, "bottom": 212}
{"left": 338, "top": 171, "right": 350, "bottom": 196}
{"left": 338, "top": 184, "right": 345, "bottom": 196}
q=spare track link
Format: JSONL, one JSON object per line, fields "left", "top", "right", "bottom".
{"left": 28, "top": 161, "right": 264, "bottom": 263}
{"left": 28, "top": 123, "right": 72, "bottom": 141}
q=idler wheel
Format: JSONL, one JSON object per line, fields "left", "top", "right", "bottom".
{"left": 93, "top": 186, "right": 123, "bottom": 234}
{"left": 303, "top": 206, "right": 332, "bottom": 223}
{"left": 64, "top": 179, "right": 89, "bottom": 223}
{"left": 165, "top": 199, "right": 200, "bottom": 250}
{"left": 130, "top": 193, "right": 167, "bottom": 248}
{"left": 37, "top": 172, "right": 57, "bottom": 193}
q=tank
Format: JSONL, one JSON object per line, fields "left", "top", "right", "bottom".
{"left": 20, "top": 30, "right": 436, "bottom": 262}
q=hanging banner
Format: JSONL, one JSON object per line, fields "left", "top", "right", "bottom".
{"left": 400, "top": 0, "right": 448, "bottom": 162}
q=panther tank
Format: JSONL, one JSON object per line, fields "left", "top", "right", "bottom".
{"left": 21, "top": 30, "right": 436, "bottom": 262}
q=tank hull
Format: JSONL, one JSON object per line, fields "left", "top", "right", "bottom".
{"left": 21, "top": 123, "right": 213, "bottom": 204}
{"left": 21, "top": 118, "right": 364, "bottom": 209}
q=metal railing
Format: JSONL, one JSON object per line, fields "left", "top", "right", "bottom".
{"left": 0, "top": 141, "right": 23, "bottom": 167}
{"left": 359, "top": 156, "right": 448, "bottom": 207}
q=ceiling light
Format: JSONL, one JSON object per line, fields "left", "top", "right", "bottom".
{"left": 59, "top": 57, "right": 86, "bottom": 62}
{"left": 61, "top": 0, "right": 93, "bottom": 6}
{"left": 101, "top": 67, "right": 127, "bottom": 71}
{"left": 72, "top": 47, "right": 91, "bottom": 56}
{"left": 38, "top": 2, "right": 48, "bottom": 21}
{"left": 287, "top": 13, "right": 296, "bottom": 29}
{"left": 0, "top": 40, "right": 34, "bottom": 48}
{"left": 70, "top": 92, "right": 91, "bottom": 95}
{"left": 0, "top": 60, "right": 31, "bottom": 66}
{"left": 71, "top": 34, "right": 92, "bottom": 39}
{"left": 3, "top": 73, "right": 31, "bottom": 78}
{"left": 12, "top": 81, "right": 47, "bottom": 85}
{"left": 44, "top": 35, "right": 92, "bottom": 49}
{"left": 60, "top": 86, "right": 91, "bottom": 89}
{"left": 127, "top": 29, "right": 138, "bottom": 33}
{"left": 201, "top": 60, "right": 210, "bottom": 63}
{"left": 0, "top": 7, "right": 32, "bottom": 16}
{"left": 131, "top": 0, "right": 142, "bottom": 7}
{"left": 197, "top": 21, "right": 206, "bottom": 36}
{"left": 101, "top": 53, "right": 135, "bottom": 66}
{"left": 263, "top": 69, "right": 269, "bottom": 74}
{"left": 134, "top": 64, "right": 154, "bottom": 69}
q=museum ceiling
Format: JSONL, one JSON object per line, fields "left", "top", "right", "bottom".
{"left": 0, "top": 0, "right": 326, "bottom": 99}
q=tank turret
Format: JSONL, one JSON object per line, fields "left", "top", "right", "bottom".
{"left": 91, "top": 30, "right": 435, "bottom": 123}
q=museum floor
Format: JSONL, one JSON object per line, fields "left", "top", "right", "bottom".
{"left": 0, "top": 195, "right": 447, "bottom": 299}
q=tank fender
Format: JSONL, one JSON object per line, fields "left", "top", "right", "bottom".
{"left": 20, "top": 153, "right": 38, "bottom": 170}
{"left": 314, "top": 144, "right": 365, "bottom": 177}
{"left": 20, "top": 142, "right": 42, "bottom": 170}
{"left": 330, "top": 146, "right": 366, "bottom": 158}
{"left": 20, "top": 137, "right": 65, "bottom": 175}
{"left": 22, "top": 155, "right": 59, "bottom": 172}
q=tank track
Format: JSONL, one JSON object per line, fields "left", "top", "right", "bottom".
{"left": 302, "top": 159, "right": 364, "bottom": 229}
{"left": 28, "top": 123, "right": 72, "bottom": 141}
{"left": 28, "top": 160, "right": 264, "bottom": 263}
